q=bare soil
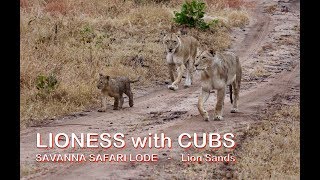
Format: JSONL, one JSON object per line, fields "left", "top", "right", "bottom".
{"left": 20, "top": 0, "right": 300, "bottom": 179}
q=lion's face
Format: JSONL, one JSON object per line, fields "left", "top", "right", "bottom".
{"left": 163, "top": 33, "right": 180, "bottom": 54}
{"left": 97, "top": 74, "right": 110, "bottom": 89}
{"left": 194, "top": 50, "right": 216, "bottom": 70}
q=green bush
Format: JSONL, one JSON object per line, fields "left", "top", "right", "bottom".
{"left": 173, "top": 0, "right": 210, "bottom": 30}
{"left": 80, "top": 25, "right": 95, "bottom": 43}
{"left": 35, "top": 74, "right": 58, "bottom": 93}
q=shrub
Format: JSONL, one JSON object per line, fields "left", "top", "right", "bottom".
{"left": 227, "top": 10, "right": 249, "bottom": 28}
{"left": 80, "top": 25, "right": 95, "bottom": 44}
{"left": 173, "top": 0, "right": 210, "bottom": 30}
{"left": 35, "top": 74, "right": 58, "bottom": 93}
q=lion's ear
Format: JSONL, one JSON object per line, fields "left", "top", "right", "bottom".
{"left": 209, "top": 49, "right": 215, "bottom": 56}
{"left": 160, "top": 30, "right": 167, "bottom": 35}
{"left": 99, "top": 73, "right": 104, "bottom": 77}
{"left": 179, "top": 26, "right": 187, "bottom": 35}
{"left": 160, "top": 30, "right": 167, "bottom": 38}
{"left": 196, "top": 48, "right": 202, "bottom": 56}
{"left": 173, "top": 33, "right": 180, "bottom": 39}
{"left": 169, "top": 25, "right": 175, "bottom": 33}
{"left": 106, "top": 75, "right": 110, "bottom": 80}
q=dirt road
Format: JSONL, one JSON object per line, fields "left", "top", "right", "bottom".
{"left": 20, "top": 0, "right": 300, "bottom": 179}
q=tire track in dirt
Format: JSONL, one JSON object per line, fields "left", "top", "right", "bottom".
{"left": 48, "top": 62, "right": 299, "bottom": 180}
{"left": 20, "top": 0, "right": 300, "bottom": 179}
{"left": 230, "top": 3, "right": 272, "bottom": 62}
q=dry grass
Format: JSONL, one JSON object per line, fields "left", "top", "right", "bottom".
{"left": 44, "top": 0, "right": 69, "bottom": 15}
{"left": 150, "top": 103, "right": 300, "bottom": 179}
{"left": 292, "top": 24, "right": 300, "bottom": 32}
{"left": 20, "top": 164, "right": 41, "bottom": 177}
{"left": 248, "top": 65, "right": 271, "bottom": 80}
{"left": 279, "top": 35, "right": 297, "bottom": 46}
{"left": 227, "top": 10, "right": 249, "bottom": 28}
{"left": 151, "top": 145, "right": 237, "bottom": 179}
{"left": 236, "top": 104, "right": 300, "bottom": 179}
{"left": 261, "top": 43, "right": 275, "bottom": 51}
{"left": 20, "top": 0, "right": 250, "bottom": 127}
{"left": 205, "top": 0, "right": 255, "bottom": 10}
{"left": 265, "top": 4, "right": 277, "bottom": 14}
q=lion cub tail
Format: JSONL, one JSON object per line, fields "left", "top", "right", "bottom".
{"left": 129, "top": 76, "right": 141, "bottom": 83}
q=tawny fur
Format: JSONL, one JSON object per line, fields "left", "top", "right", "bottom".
{"left": 97, "top": 74, "right": 140, "bottom": 111}
{"left": 163, "top": 32, "right": 199, "bottom": 90}
{"left": 195, "top": 49, "right": 242, "bottom": 121}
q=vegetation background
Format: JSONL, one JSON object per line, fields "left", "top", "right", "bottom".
{"left": 20, "top": 0, "right": 249, "bottom": 127}
{"left": 20, "top": 0, "right": 299, "bottom": 179}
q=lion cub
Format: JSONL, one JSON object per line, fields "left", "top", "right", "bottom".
{"left": 97, "top": 73, "right": 140, "bottom": 111}
{"left": 195, "top": 49, "right": 242, "bottom": 121}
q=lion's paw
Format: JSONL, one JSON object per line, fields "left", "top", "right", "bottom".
{"left": 203, "top": 111, "right": 209, "bottom": 121}
{"left": 231, "top": 108, "right": 239, "bottom": 113}
{"left": 168, "top": 84, "right": 178, "bottom": 91}
{"left": 184, "top": 84, "right": 191, "bottom": 88}
{"left": 113, "top": 107, "right": 119, "bottom": 110}
{"left": 98, "top": 108, "right": 106, "bottom": 112}
{"left": 214, "top": 115, "right": 223, "bottom": 121}
{"left": 184, "top": 79, "right": 191, "bottom": 88}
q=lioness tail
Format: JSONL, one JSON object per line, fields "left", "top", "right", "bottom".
{"left": 229, "top": 85, "right": 233, "bottom": 104}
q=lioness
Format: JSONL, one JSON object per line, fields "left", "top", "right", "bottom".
{"left": 97, "top": 73, "right": 140, "bottom": 111}
{"left": 163, "top": 32, "right": 199, "bottom": 90}
{"left": 195, "top": 49, "right": 242, "bottom": 121}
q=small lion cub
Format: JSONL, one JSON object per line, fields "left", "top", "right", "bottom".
{"left": 97, "top": 73, "right": 140, "bottom": 111}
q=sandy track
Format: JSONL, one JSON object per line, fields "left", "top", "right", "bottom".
{"left": 20, "top": 0, "right": 300, "bottom": 179}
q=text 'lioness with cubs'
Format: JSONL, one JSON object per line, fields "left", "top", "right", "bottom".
{"left": 163, "top": 32, "right": 199, "bottom": 90}
{"left": 195, "top": 49, "right": 242, "bottom": 121}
